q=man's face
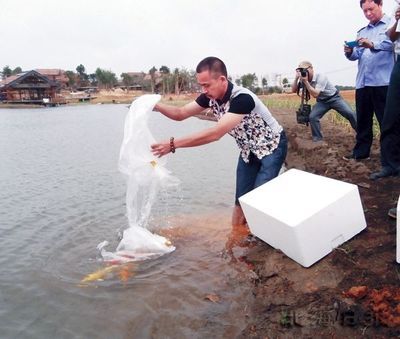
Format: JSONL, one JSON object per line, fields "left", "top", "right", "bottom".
{"left": 196, "top": 70, "right": 226, "bottom": 100}
{"left": 362, "top": 0, "right": 383, "bottom": 24}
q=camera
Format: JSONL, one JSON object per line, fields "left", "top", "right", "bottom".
{"left": 296, "top": 103, "right": 311, "bottom": 125}
{"left": 298, "top": 68, "right": 308, "bottom": 77}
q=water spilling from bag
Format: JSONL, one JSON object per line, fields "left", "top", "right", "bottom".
{"left": 98, "top": 95, "right": 179, "bottom": 263}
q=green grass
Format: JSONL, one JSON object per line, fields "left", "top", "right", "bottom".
{"left": 262, "top": 98, "right": 304, "bottom": 110}
{"left": 262, "top": 97, "right": 380, "bottom": 137}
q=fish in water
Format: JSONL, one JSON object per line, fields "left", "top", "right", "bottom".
{"left": 80, "top": 265, "right": 119, "bottom": 283}
{"left": 80, "top": 262, "right": 137, "bottom": 284}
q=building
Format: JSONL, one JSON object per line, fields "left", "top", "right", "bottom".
{"left": 119, "top": 72, "right": 146, "bottom": 91}
{"left": 0, "top": 70, "right": 62, "bottom": 104}
{"left": 36, "top": 69, "right": 69, "bottom": 88}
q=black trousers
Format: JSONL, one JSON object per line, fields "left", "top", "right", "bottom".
{"left": 353, "top": 86, "right": 388, "bottom": 158}
{"left": 380, "top": 58, "right": 400, "bottom": 171}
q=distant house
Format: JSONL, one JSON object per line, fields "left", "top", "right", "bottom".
{"left": 143, "top": 71, "right": 162, "bottom": 92}
{"left": 143, "top": 71, "right": 162, "bottom": 84}
{"left": 118, "top": 72, "right": 146, "bottom": 91}
{"left": 36, "top": 69, "right": 69, "bottom": 88}
{"left": 0, "top": 70, "right": 62, "bottom": 104}
{"left": 126, "top": 72, "right": 146, "bottom": 82}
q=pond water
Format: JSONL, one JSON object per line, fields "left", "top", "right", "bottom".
{"left": 0, "top": 104, "right": 255, "bottom": 338}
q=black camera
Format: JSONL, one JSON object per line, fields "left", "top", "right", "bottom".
{"left": 296, "top": 104, "right": 311, "bottom": 125}
{"left": 298, "top": 68, "right": 308, "bottom": 77}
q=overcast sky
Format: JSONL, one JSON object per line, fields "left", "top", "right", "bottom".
{"left": 0, "top": 0, "right": 398, "bottom": 85}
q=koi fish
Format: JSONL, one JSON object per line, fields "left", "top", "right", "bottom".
{"left": 80, "top": 265, "right": 119, "bottom": 283}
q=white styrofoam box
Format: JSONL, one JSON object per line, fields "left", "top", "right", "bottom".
{"left": 239, "top": 169, "right": 367, "bottom": 267}
{"left": 397, "top": 196, "right": 400, "bottom": 264}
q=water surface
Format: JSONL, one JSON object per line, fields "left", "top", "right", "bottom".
{"left": 0, "top": 104, "right": 254, "bottom": 338}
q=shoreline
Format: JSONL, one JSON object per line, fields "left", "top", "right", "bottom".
{"left": 0, "top": 90, "right": 356, "bottom": 110}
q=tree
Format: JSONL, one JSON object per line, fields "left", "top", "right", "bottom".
{"left": 159, "top": 66, "right": 171, "bottom": 94}
{"left": 235, "top": 78, "right": 242, "bottom": 86}
{"left": 12, "top": 67, "right": 22, "bottom": 75}
{"left": 76, "top": 64, "right": 89, "bottom": 86}
{"left": 240, "top": 73, "right": 258, "bottom": 92}
{"left": 173, "top": 68, "right": 180, "bottom": 94}
{"left": 95, "top": 68, "right": 117, "bottom": 89}
{"left": 261, "top": 77, "right": 268, "bottom": 94}
{"left": 282, "top": 77, "right": 289, "bottom": 85}
{"left": 268, "top": 86, "right": 282, "bottom": 94}
{"left": 65, "top": 70, "right": 76, "bottom": 88}
{"left": 76, "top": 64, "right": 86, "bottom": 76}
{"left": 149, "top": 66, "right": 157, "bottom": 93}
{"left": 176, "top": 68, "right": 191, "bottom": 94}
{"left": 88, "top": 73, "right": 97, "bottom": 86}
{"left": 159, "top": 65, "right": 170, "bottom": 74}
{"left": 2, "top": 65, "right": 12, "bottom": 79}
{"left": 121, "top": 73, "right": 134, "bottom": 87}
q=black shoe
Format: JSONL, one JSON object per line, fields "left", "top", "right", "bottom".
{"left": 342, "top": 154, "right": 370, "bottom": 161}
{"left": 388, "top": 208, "right": 397, "bottom": 219}
{"left": 369, "top": 167, "right": 397, "bottom": 181}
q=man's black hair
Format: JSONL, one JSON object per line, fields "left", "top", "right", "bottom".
{"left": 359, "top": 0, "right": 382, "bottom": 7}
{"left": 196, "top": 57, "right": 228, "bottom": 77}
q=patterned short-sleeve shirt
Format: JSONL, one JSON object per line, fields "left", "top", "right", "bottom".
{"left": 196, "top": 82, "right": 283, "bottom": 163}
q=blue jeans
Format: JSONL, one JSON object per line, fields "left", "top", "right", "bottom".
{"left": 310, "top": 94, "right": 357, "bottom": 141}
{"left": 235, "top": 130, "right": 287, "bottom": 205}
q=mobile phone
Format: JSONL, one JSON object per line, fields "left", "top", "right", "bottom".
{"left": 345, "top": 40, "right": 358, "bottom": 48}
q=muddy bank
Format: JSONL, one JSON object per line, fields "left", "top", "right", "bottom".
{"left": 237, "top": 108, "right": 400, "bottom": 338}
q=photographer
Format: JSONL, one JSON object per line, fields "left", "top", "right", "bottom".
{"left": 292, "top": 61, "right": 357, "bottom": 142}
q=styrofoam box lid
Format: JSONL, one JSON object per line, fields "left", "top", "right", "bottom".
{"left": 239, "top": 169, "right": 357, "bottom": 227}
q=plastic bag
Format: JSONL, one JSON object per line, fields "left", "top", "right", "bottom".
{"left": 99, "top": 95, "right": 179, "bottom": 263}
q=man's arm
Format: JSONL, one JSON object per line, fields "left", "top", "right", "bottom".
{"left": 301, "top": 77, "right": 320, "bottom": 98}
{"left": 344, "top": 32, "right": 362, "bottom": 61}
{"left": 151, "top": 113, "right": 244, "bottom": 157}
{"left": 359, "top": 34, "right": 393, "bottom": 51}
{"left": 387, "top": 9, "right": 400, "bottom": 42}
{"left": 292, "top": 73, "right": 320, "bottom": 98}
{"left": 154, "top": 101, "right": 205, "bottom": 121}
{"left": 291, "top": 74, "right": 300, "bottom": 93}
{"left": 344, "top": 45, "right": 361, "bottom": 61}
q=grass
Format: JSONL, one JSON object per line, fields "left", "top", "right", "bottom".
{"left": 262, "top": 94, "right": 381, "bottom": 138}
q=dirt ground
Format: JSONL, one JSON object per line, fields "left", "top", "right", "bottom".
{"left": 232, "top": 107, "right": 400, "bottom": 338}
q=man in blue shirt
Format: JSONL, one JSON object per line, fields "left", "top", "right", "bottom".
{"left": 343, "top": 0, "right": 394, "bottom": 160}
{"left": 370, "top": 7, "right": 400, "bottom": 180}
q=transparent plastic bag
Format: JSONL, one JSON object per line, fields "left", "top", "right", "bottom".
{"left": 99, "top": 95, "right": 179, "bottom": 263}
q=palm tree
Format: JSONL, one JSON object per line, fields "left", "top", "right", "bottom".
{"left": 159, "top": 65, "right": 171, "bottom": 94}
{"left": 149, "top": 66, "right": 157, "bottom": 93}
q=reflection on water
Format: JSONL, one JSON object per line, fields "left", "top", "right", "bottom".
{"left": 0, "top": 104, "right": 255, "bottom": 338}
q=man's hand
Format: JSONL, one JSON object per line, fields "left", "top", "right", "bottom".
{"left": 151, "top": 140, "right": 172, "bottom": 158}
{"left": 344, "top": 45, "right": 353, "bottom": 54}
{"left": 358, "top": 38, "right": 374, "bottom": 49}
{"left": 301, "top": 74, "right": 309, "bottom": 84}
{"left": 395, "top": 8, "right": 400, "bottom": 21}
{"left": 295, "top": 69, "right": 308, "bottom": 83}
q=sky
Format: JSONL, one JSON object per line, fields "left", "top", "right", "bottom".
{"left": 0, "top": 0, "right": 398, "bottom": 86}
